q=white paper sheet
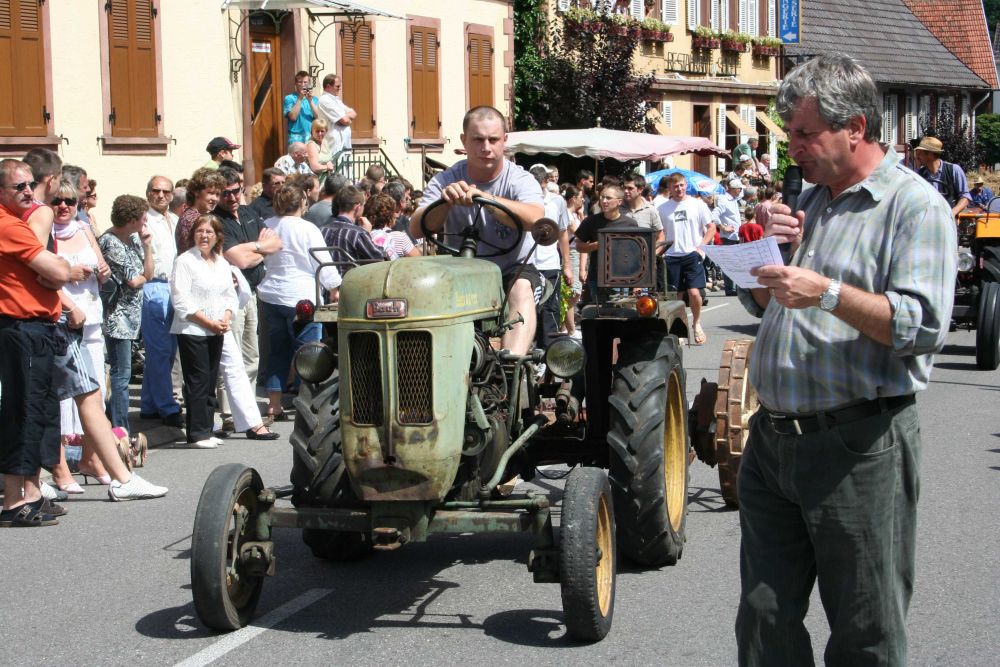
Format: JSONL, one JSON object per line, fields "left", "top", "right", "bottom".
{"left": 699, "top": 237, "right": 785, "bottom": 289}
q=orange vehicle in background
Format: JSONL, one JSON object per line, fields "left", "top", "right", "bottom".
{"left": 954, "top": 201, "right": 1000, "bottom": 369}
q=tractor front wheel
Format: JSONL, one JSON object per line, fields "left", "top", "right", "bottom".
{"left": 976, "top": 281, "right": 1000, "bottom": 370}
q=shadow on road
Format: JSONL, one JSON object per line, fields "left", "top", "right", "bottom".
{"left": 688, "top": 485, "right": 735, "bottom": 513}
{"left": 716, "top": 324, "right": 759, "bottom": 337}
{"left": 939, "top": 343, "right": 975, "bottom": 356}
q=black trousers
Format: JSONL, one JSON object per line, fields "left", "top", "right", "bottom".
{"left": 537, "top": 269, "right": 562, "bottom": 349}
{"left": 177, "top": 334, "right": 223, "bottom": 442}
{"left": 721, "top": 238, "right": 739, "bottom": 295}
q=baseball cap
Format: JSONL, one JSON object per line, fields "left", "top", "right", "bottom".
{"left": 739, "top": 154, "right": 753, "bottom": 163}
{"left": 206, "top": 137, "right": 241, "bottom": 155}
{"left": 728, "top": 178, "right": 744, "bottom": 190}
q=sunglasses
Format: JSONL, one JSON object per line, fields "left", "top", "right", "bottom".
{"left": 51, "top": 197, "right": 78, "bottom": 207}
{"left": 9, "top": 180, "right": 37, "bottom": 193}
{"left": 221, "top": 187, "right": 243, "bottom": 198}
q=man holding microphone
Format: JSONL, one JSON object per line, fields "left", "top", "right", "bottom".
{"left": 735, "top": 53, "right": 955, "bottom": 666}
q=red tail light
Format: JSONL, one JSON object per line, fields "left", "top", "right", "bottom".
{"left": 295, "top": 299, "right": 315, "bottom": 321}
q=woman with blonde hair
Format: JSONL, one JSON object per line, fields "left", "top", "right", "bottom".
{"left": 306, "top": 118, "right": 335, "bottom": 186}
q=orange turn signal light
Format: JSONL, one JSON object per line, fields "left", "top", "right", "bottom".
{"left": 636, "top": 295, "right": 657, "bottom": 317}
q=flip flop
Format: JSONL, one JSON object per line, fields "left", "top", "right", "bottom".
{"left": 693, "top": 326, "right": 707, "bottom": 346}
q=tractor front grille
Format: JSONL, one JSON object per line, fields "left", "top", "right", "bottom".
{"left": 396, "top": 331, "right": 432, "bottom": 424}
{"left": 349, "top": 332, "right": 383, "bottom": 425}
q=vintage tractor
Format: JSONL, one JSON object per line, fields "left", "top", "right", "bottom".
{"left": 954, "top": 200, "right": 1000, "bottom": 370}
{"left": 190, "top": 197, "right": 691, "bottom": 642}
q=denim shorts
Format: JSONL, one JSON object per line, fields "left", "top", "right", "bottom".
{"left": 53, "top": 325, "right": 101, "bottom": 401}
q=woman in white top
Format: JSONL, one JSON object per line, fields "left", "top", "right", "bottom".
{"left": 257, "top": 183, "right": 341, "bottom": 419}
{"left": 170, "top": 215, "right": 239, "bottom": 448}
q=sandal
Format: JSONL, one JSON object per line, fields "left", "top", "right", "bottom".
{"left": 0, "top": 499, "right": 59, "bottom": 527}
{"left": 693, "top": 326, "right": 707, "bottom": 346}
{"left": 246, "top": 426, "right": 280, "bottom": 441}
{"left": 268, "top": 410, "right": 289, "bottom": 422}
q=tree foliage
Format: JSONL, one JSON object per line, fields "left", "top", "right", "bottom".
{"left": 513, "top": 5, "right": 654, "bottom": 131}
{"left": 921, "top": 104, "right": 982, "bottom": 171}
{"left": 976, "top": 113, "right": 1000, "bottom": 166}
{"left": 986, "top": 0, "right": 1000, "bottom": 32}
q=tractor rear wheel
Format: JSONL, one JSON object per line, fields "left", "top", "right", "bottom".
{"left": 715, "top": 340, "right": 758, "bottom": 507}
{"left": 975, "top": 281, "right": 1000, "bottom": 370}
{"left": 290, "top": 372, "right": 373, "bottom": 561}
{"left": 608, "top": 335, "right": 688, "bottom": 567}
{"left": 559, "top": 466, "right": 616, "bottom": 642}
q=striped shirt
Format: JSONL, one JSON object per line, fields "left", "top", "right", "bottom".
{"left": 743, "top": 147, "right": 956, "bottom": 413}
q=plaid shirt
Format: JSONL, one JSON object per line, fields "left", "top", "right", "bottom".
{"left": 320, "top": 216, "right": 386, "bottom": 273}
{"left": 742, "top": 147, "right": 956, "bottom": 413}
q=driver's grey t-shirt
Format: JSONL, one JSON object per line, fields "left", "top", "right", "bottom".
{"left": 419, "top": 159, "right": 544, "bottom": 272}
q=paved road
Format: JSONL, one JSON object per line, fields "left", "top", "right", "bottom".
{"left": 2, "top": 295, "right": 997, "bottom": 666}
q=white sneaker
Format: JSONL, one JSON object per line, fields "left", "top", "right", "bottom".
{"left": 190, "top": 438, "right": 218, "bottom": 449}
{"left": 40, "top": 482, "right": 67, "bottom": 501}
{"left": 108, "top": 473, "right": 168, "bottom": 501}
{"left": 209, "top": 436, "right": 225, "bottom": 446}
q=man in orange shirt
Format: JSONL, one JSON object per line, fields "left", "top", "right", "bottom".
{"left": 0, "top": 159, "right": 72, "bottom": 527}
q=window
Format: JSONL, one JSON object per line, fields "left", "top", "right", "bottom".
{"left": 408, "top": 20, "right": 440, "bottom": 142}
{"left": 104, "top": 0, "right": 161, "bottom": 138}
{"left": 341, "top": 22, "right": 374, "bottom": 140}
{"left": 882, "top": 94, "right": 898, "bottom": 145}
{"left": 0, "top": 0, "right": 51, "bottom": 140}
{"left": 661, "top": 101, "right": 673, "bottom": 128}
{"left": 661, "top": 0, "right": 678, "bottom": 24}
{"left": 466, "top": 29, "right": 493, "bottom": 110}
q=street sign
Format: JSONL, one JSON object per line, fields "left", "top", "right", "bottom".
{"left": 780, "top": 0, "right": 800, "bottom": 44}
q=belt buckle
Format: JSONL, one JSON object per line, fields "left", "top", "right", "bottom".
{"left": 770, "top": 413, "right": 803, "bottom": 435}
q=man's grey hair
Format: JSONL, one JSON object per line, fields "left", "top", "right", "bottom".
{"left": 529, "top": 164, "right": 549, "bottom": 186}
{"left": 776, "top": 52, "right": 882, "bottom": 142}
{"left": 383, "top": 180, "right": 407, "bottom": 206}
{"left": 62, "top": 164, "right": 87, "bottom": 184}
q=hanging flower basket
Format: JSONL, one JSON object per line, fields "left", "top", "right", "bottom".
{"left": 642, "top": 29, "right": 674, "bottom": 42}
{"left": 721, "top": 40, "right": 749, "bottom": 52}
{"left": 692, "top": 36, "right": 720, "bottom": 49}
{"left": 752, "top": 44, "right": 780, "bottom": 57}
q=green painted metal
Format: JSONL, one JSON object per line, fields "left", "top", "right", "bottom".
{"left": 337, "top": 256, "right": 505, "bottom": 503}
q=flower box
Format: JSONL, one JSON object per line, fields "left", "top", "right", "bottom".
{"left": 692, "top": 36, "right": 720, "bottom": 49}
{"left": 641, "top": 29, "right": 674, "bottom": 42}
{"left": 752, "top": 44, "right": 780, "bottom": 57}
{"left": 721, "top": 40, "right": 749, "bottom": 52}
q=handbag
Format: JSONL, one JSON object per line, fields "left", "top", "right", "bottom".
{"left": 99, "top": 272, "right": 122, "bottom": 313}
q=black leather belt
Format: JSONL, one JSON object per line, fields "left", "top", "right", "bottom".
{"left": 765, "top": 395, "right": 915, "bottom": 436}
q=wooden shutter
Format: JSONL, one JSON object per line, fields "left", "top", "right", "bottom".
{"left": 341, "top": 22, "right": 374, "bottom": 139}
{"left": 467, "top": 32, "right": 494, "bottom": 109}
{"left": 710, "top": 0, "right": 719, "bottom": 31}
{"left": 687, "top": 0, "right": 699, "bottom": 30}
{"left": 107, "top": 0, "right": 158, "bottom": 137}
{"left": 661, "top": 0, "right": 678, "bottom": 24}
{"left": 630, "top": 0, "right": 644, "bottom": 19}
{"left": 0, "top": 0, "right": 47, "bottom": 136}
{"left": 410, "top": 25, "right": 440, "bottom": 140}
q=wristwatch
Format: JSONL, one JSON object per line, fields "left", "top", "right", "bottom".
{"left": 819, "top": 278, "right": 842, "bottom": 312}
{"left": 254, "top": 241, "right": 262, "bottom": 254}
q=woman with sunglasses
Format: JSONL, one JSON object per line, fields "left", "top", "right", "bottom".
{"left": 46, "top": 181, "right": 114, "bottom": 491}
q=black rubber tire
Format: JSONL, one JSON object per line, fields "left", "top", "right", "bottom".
{"left": 191, "top": 463, "right": 265, "bottom": 631}
{"left": 981, "top": 245, "right": 1000, "bottom": 283}
{"left": 607, "top": 335, "right": 689, "bottom": 566}
{"left": 290, "top": 372, "right": 373, "bottom": 561}
{"left": 975, "top": 281, "right": 1000, "bottom": 370}
{"left": 559, "top": 466, "right": 616, "bottom": 642}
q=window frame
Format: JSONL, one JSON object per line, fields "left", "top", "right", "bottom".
{"left": 0, "top": 0, "right": 58, "bottom": 153}
{"left": 406, "top": 15, "right": 443, "bottom": 150}
{"left": 96, "top": 0, "right": 169, "bottom": 154}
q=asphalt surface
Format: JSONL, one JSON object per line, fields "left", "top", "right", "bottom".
{"left": 2, "top": 294, "right": 997, "bottom": 666}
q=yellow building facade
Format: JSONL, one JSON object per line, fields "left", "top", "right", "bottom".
{"left": 552, "top": 0, "right": 784, "bottom": 176}
{"left": 0, "top": 0, "right": 513, "bottom": 217}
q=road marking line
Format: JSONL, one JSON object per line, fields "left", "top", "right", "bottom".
{"left": 700, "top": 302, "right": 731, "bottom": 314}
{"left": 174, "top": 588, "right": 332, "bottom": 667}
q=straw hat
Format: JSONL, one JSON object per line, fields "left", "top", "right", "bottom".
{"left": 915, "top": 136, "right": 944, "bottom": 153}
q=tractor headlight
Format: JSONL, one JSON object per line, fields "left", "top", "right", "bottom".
{"left": 294, "top": 341, "right": 337, "bottom": 384}
{"left": 957, "top": 248, "right": 975, "bottom": 273}
{"left": 545, "top": 336, "right": 585, "bottom": 379}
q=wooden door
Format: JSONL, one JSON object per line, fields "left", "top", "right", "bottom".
{"left": 693, "top": 105, "right": 712, "bottom": 175}
{"left": 248, "top": 29, "right": 282, "bottom": 180}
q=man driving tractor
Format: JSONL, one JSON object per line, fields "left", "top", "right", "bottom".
{"left": 410, "top": 106, "right": 544, "bottom": 355}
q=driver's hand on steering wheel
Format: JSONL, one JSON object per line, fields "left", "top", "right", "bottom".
{"left": 440, "top": 180, "right": 484, "bottom": 207}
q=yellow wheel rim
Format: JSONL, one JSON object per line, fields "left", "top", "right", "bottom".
{"left": 595, "top": 492, "right": 614, "bottom": 616}
{"left": 663, "top": 368, "right": 687, "bottom": 531}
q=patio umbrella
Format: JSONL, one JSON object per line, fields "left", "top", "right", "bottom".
{"left": 505, "top": 128, "right": 730, "bottom": 162}
{"left": 645, "top": 168, "right": 724, "bottom": 196}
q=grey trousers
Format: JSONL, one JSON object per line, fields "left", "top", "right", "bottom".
{"left": 736, "top": 400, "right": 921, "bottom": 667}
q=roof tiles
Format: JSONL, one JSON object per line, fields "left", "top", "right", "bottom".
{"left": 786, "top": 0, "right": 991, "bottom": 89}
{"left": 901, "top": 0, "right": 998, "bottom": 88}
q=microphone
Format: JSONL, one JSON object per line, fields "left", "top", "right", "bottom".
{"left": 780, "top": 165, "right": 803, "bottom": 263}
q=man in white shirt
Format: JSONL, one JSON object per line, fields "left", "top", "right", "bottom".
{"left": 528, "top": 165, "right": 572, "bottom": 351}
{"left": 139, "top": 175, "right": 183, "bottom": 426}
{"left": 317, "top": 74, "right": 356, "bottom": 165}
{"left": 274, "top": 142, "right": 312, "bottom": 176}
{"left": 716, "top": 178, "right": 743, "bottom": 296}
{"left": 657, "top": 173, "right": 716, "bottom": 344}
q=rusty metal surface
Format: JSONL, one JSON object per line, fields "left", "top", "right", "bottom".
{"left": 268, "top": 505, "right": 371, "bottom": 532}
{"left": 690, "top": 379, "right": 719, "bottom": 466}
{"left": 428, "top": 510, "right": 537, "bottom": 535}
{"left": 715, "top": 339, "right": 757, "bottom": 507}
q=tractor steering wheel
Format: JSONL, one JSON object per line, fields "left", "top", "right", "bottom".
{"left": 420, "top": 195, "right": 525, "bottom": 258}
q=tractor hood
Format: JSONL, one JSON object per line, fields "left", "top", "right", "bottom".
{"left": 338, "top": 256, "right": 503, "bottom": 324}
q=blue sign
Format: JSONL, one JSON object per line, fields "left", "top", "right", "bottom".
{"left": 780, "top": 0, "right": 800, "bottom": 44}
